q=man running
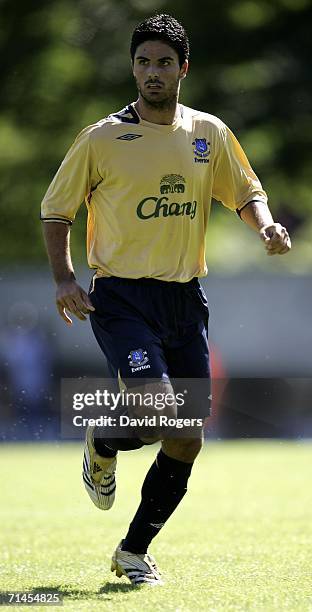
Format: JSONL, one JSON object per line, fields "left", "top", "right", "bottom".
{"left": 41, "top": 14, "right": 291, "bottom": 586}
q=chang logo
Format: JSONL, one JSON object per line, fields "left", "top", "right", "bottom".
{"left": 137, "top": 175, "right": 197, "bottom": 221}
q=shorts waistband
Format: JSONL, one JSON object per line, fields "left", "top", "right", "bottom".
{"left": 95, "top": 275, "right": 199, "bottom": 289}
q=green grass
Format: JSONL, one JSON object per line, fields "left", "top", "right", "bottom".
{"left": 0, "top": 441, "right": 312, "bottom": 611}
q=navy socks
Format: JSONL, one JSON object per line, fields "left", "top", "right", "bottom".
{"left": 93, "top": 429, "right": 144, "bottom": 456}
{"left": 122, "top": 449, "right": 193, "bottom": 554}
{"left": 93, "top": 429, "right": 194, "bottom": 554}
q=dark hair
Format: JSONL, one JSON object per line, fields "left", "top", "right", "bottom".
{"left": 130, "top": 14, "right": 189, "bottom": 67}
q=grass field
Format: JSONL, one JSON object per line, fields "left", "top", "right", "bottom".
{"left": 0, "top": 441, "right": 311, "bottom": 611}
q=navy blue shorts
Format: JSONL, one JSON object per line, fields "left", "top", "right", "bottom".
{"left": 89, "top": 276, "right": 211, "bottom": 416}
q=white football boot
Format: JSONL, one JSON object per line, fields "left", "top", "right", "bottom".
{"left": 82, "top": 426, "right": 117, "bottom": 510}
{"left": 111, "top": 541, "right": 163, "bottom": 586}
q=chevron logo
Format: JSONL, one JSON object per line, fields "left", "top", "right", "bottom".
{"left": 116, "top": 133, "right": 143, "bottom": 141}
{"left": 93, "top": 462, "right": 102, "bottom": 473}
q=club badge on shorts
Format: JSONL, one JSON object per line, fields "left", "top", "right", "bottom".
{"left": 128, "top": 349, "right": 149, "bottom": 367}
{"left": 128, "top": 348, "right": 151, "bottom": 372}
{"left": 128, "top": 349, "right": 151, "bottom": 372}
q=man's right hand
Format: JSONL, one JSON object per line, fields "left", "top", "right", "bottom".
{"left": 56, "top": 280, "right": 95, "bottom": 325}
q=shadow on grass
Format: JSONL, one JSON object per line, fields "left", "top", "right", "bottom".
{"left": 98, "top": 582, "right": 138, "bottom": 594}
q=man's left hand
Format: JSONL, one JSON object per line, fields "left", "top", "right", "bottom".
{"left": 259, "top": 223, "right": 291, "bottom": 256}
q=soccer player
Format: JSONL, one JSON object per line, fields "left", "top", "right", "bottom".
{"left": 41, "top": 14, "right": 291, "bottom": 586}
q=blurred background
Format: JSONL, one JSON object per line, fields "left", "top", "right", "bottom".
{"left": 1, "top": 0, "right": 311, "bottom": 441}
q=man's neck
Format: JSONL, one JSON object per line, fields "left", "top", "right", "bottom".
{"left": 134, "top": 97, "right": 181, "bottom": 125}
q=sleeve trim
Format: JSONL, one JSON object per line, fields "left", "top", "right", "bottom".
{"left": 236, "top": 199, "right": 266, "bottom": 219}
{"left": 40, "top": 216, "right": 73, "bottom": 225}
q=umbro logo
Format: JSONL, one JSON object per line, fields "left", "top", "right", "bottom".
{"left": 93, "top": 462, "right": 102, "bottom": 473}
{"left": 116, "top": 133, "right": 143, "bottom": 141}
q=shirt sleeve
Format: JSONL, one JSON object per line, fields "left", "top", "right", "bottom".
{"left": 212, "top": 124, "right": 267, "bottom": 212}
{"left": 40, "top": 126, "right": 103, "bottom": 224}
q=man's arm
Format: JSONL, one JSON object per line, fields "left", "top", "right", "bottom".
{"left": 239, "top": 201, "right": 291, "bottom": 256}
{"left": 42, "top": 222, "right": 95, "bottom": 325}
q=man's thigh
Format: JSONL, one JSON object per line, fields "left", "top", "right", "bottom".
{"left": 88, "top": 276, "right": 170, "bottom": 381}
{"left": 165, "top": 320, "right": 210, "bottom": 379}
{"left": 164, "top": 321, "right": 211, "bottom": 422}
{"left": 90, "top": 310, "right": 169, "bottom": 384}
{"left": 92, "top": 314, "right": 179, "bottom": 440}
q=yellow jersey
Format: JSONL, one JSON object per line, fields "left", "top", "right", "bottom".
{"left": 41, "top": 103, "right": 267, "bottom": 282}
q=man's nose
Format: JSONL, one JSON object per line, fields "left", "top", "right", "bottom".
{"left": 148, "top": 65, "right": 160, "bottom": 79}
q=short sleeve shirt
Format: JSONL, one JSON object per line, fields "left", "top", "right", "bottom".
{"left": 41, "top": 103, "right": 267, "bottom": 282}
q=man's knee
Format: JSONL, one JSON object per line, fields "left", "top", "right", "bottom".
{"left": 126, "top": 378, "right": 177, "bottom": 444}
{"left": 161, "top": 436, "right": 203, "bottom": 463}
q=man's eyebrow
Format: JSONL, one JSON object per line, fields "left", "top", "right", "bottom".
{"left": 135, "top": 55, "right": 174, "bottom": 61}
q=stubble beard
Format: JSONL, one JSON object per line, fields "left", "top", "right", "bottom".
{"left": 136, "top": 79, "right": 180, "bottom": 111}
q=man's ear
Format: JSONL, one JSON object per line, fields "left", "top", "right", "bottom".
{"left": 180, "top": 60, "right": 189, "bottom": 80}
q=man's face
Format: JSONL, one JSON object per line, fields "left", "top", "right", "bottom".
{"left": 132, "top": 39, "right": 188, "bottom": 110}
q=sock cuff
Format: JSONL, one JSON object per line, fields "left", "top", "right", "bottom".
{"left": 156, "top": 449, "right": 193, "bottom": 479}
{"left": 93, "top": 436, "right": 117, "bottom": 458}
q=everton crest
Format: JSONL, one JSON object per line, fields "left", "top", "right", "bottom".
{"left": 128, "top": 348, "right": 149, "bottom": 367}
{"left": 192, "top": 138, "right": 210, "bottom": 163}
